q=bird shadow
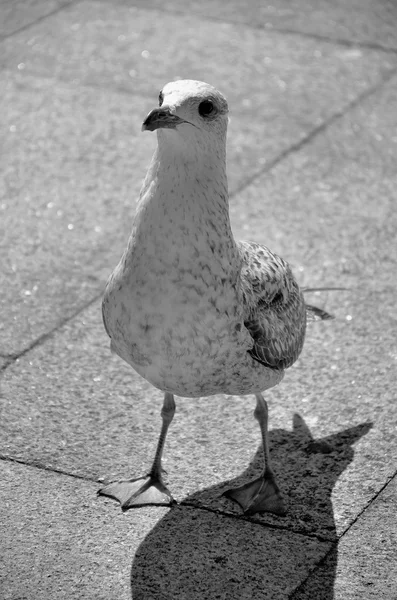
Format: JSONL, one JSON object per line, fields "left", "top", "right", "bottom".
{"left": 130, "top": 415, "right": 372, "bottom": 600}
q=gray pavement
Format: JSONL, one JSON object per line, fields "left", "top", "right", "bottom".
{"left": 1, "top": 1, "right": 396, "bottom": 598}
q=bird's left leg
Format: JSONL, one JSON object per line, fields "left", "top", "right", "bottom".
{"left": 98, "top": 392, "right": 176, "bottom": 511}
{"left": 224, "top": 393, "right": 286, "bottom": 515}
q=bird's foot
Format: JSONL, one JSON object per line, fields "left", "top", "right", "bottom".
{"left": 223, "top": 470, "right": 286, "bottom": 516}
{"left": 98, "top": 474, "right": 174, "bottom": 511}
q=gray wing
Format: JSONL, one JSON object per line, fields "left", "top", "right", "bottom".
{"left": 238, "top": 241, "right": 307, "bottom": 370}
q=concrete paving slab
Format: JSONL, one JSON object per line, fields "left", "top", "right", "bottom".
{"left": 0, "top": 459, "right": 332, "bottom": 600}
{"left": 230, "top": 69, "right": 397, "bottom": 264}
{"left": 0, "top": 458, "right": 169, "bottom": 600}
{"left": 1, "top": 2, "right": 395, "bottom": 599}
{"left": 124, "top": 0, "right": 397, "bottom": 51}
{"left": 129, "top": 505, "right": 332, "bottom": 600}
{"left": 0, "top": 0, "right": 74, "bottom": 38}
{"left": 0, "top": 74, "right": 155, "bottom": 356}
{"left": 1, "top": 1, "right": 396, "bottom": 121}
{"left": 293, "top": 475, "right": 397, "bottom": 599}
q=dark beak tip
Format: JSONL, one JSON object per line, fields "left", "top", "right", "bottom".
{"left": 141, "top": 120, "right": 154, "bottom": 132}
{"left": 141, "top": 107, "right": 184, "bottom": 132}
{"left": 141, "top": 110, "right": 157, "bottom": 132}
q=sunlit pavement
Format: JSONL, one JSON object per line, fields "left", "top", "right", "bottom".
{"left": 1, "top": 1, "right": 396, "bottom": 598}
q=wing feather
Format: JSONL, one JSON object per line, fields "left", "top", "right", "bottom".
{"left": 238, "top": 241, "right": 307, "bottom": 370}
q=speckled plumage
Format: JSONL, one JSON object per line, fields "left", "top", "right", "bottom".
{"left": 99, "top": 80, "right": 332, "bottom": 515}
{"left": 239, "top": 241, "right": 307, "bottom": 370}
{"left": 102, "top": 80, "right": 306, "bottom": 398}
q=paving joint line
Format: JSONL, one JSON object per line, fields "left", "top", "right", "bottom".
{"left": 338, "top": 468, "right": 397, "bottom": 534}
{"left": 2, "top": 65, "right": 156, "bottom": 102}
{"left": 0, "top": 454, "right": 334, "bottom": 543}
{"left": 229, "top": 65, "right": 397, "bottom": 199}
{"left": 288, "top": 538, "right": 338, "bottom": 599}
{"left": 0, "top": 454, "right": 96, "bottom": 483}
{"left": 180, "top": 500, "right": 334, "bottom": 543}
{"left": 0, "top": 291, "right": 103, "bottom": 371}
{"left": 94, "top": 0, "right": 397, "bottom": 56}
{"left": 1, "top": 0, "right": 396, "bottom": 57}
{"left": 254, "top": 26, "right": 397, "bottom": 55}
{"left": 3, "top": 62, "right": 395, "bottom": 202}
{"left": 0, "top": 0, "right": 81, "bottom": 42}
{"left": 288, "top": 468, "right": 397, "bottom": 598}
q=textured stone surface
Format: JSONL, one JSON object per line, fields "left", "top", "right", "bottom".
{"left": 0, "top": 459, "right": 168, "bottom": 600}
{"left": 123, "top": 0, "right": 397, "bottom": 49}
{"left": 0, "top": 460, "right": 332, "bottom": 600}
{"left": 2, "top": 1, "right": 395, "bottom": 113}
{"left": 1, "top": 0, "right": 397, "bottom": 597}
{"left": 3, "top": 0, "right": 394, "bottom": 191}
{"left": 0, "top": 0, "right": 73, "bottom": 38}
{"left": 3, "top": 0, "right": 397, "bottom": 51}
{"left": 130, "top": 505, "right": 331, "bottom": 600}
{"left": 293, "top": 475, "right": 397, "bottom": 599}
{"left": 0, "top": 75, "right": 154, "bottom": 356}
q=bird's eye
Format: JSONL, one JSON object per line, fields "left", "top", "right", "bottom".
{"left": 158, "top": 91, "right": 164, "bottom": 107}
{"left": 198, "top": 100, "right": 215, "bottom": 117}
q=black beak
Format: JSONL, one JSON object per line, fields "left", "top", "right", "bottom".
{"left": 141, "top": 107, "right": 186, "bottom": 132}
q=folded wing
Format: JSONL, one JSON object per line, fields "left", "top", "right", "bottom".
{"left": 238, "top": 241, "right": 307, "bottom": 370}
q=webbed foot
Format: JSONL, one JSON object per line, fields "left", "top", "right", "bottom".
{"left": 98, "top": 475, "right": 174, "bottom": 511}
{"left": 224, "top": 470, "right": 286, "bottom": 516}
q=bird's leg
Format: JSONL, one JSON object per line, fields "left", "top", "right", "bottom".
{"left": 224, "top": 393, "right": 286, "bottom": 515}
{"left": 98, "top": 392, "right": 176, "bottom": 511}
{"left": 148, "top": 392, "right": 176, "bottom": 480}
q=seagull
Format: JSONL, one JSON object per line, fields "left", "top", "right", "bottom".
{"left": 99, "top": 80, "right": 333, "bottom": 515}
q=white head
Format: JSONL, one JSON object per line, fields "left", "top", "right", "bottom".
{"left": 142, "top": 80, "right": 229, "bottom": 160}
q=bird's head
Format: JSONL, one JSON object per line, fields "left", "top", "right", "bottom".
{"left": 142, "top": 80, "right": 229, "bottom": 156}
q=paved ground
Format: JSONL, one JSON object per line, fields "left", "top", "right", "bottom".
{"left": 1, "top": 0, "right": 397, "bottom": 598}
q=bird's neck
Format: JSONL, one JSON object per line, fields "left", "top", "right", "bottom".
{"left": 134, "top": 143, "right": 233, "bottom": 244}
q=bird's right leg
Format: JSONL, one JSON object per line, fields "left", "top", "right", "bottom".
{"left": 224, "top": 393, "right": 286, "bottom": 515}
{"left": 98, "top": 392, "right": 175, "bottom": 511}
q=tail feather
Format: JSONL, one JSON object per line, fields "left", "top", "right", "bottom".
{"left": 302, "top": 286, "right": 348, "bottom": 293}
{"left": 302, "top": 286, "right": 347, "bottom": 322}
{"left": 306, "top": 304, "right": 334, "bottom": 322}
